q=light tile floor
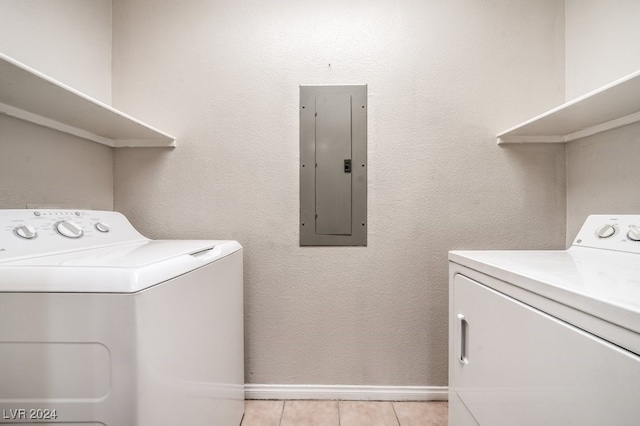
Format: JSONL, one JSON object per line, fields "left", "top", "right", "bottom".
{"left": 241, "top": 400, "right": 447, "bottom": 426}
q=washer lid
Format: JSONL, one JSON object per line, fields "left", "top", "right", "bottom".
{"left": 0, "top": 239, "right": 242, "bottom": 293}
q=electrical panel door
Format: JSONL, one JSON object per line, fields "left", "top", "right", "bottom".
{"left": 300, "top": 85, "right": 367, "bottom": 246}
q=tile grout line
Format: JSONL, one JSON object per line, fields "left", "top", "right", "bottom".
{"left": 278, "top": 400, "right": 286, "bottom": 426}
{"left": 337, "top": 400, "right": 342, "bottom": 426}
{"left": 391, "top": 401, "right": 401, "bottom": 426}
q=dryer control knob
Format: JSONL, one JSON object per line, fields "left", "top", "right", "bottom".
{"left": 14, "top": 224, "right": 37, "bottom": 239}
{"left": 56, "top": 220, "right": 84, "bottom": 239}
{"left": 627, "top": 226, "right": 640, "bottom": 242}
{"left": 595, "top": 224, "right": 616, "bottom": 239}
{"left": 95, "top": 222, "right": 110, "bottom": 233}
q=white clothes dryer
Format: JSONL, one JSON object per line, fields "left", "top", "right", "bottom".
{"left": 449, "top": 214, "right": 640, "bottom": 425}
{"left": 0, "top": 209, "right": 244, "bottom": 425}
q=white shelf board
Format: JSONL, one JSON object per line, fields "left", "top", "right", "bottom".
{"left": 0, "top": 52, "right": 175, "bottom": 148}
{"left": 497, "top": 69, "right": 640, "bottom": 144}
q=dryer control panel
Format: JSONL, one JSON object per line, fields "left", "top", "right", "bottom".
{"left": 573, "top": 214, "right": 640, "bottom": 254}
{"left": 0, "top": 209, "right": 147, "bottom": 262}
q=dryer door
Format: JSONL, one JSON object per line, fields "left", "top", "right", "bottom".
{"left": 451, "top": 273, "right": 640, "bottom": 426}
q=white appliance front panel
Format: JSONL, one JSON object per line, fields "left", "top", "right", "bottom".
{"left": 0, "top": 292, "right": 136, "bottom": 424}
{"left": 0, "top": 250, "right": 244, "bottom": 425}
{"left": 451, "top": 273, "right": 640, "bottom": 426}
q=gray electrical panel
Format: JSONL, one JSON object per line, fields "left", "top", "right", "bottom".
{"left": 300, "top": 85, "right": 367, "bottom": 246}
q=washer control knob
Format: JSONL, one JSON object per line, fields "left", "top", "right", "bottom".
{"left": 627, "top": 226, "right": 640, "bottom": 242}
{"left": 95, "top": 222, "right": 110, "bottom": 233}
{"left": 56, "top": 220, "right": 84, "bottom": 239}
{"left": 14, "top": 225, "right": 37, "bottom": 239}
{"left": 595, "top": 224, "right": 616, "bottom": 239}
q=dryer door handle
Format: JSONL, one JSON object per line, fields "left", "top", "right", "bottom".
{"left": 458, "top": 313, "right": 469, "bottom": 365}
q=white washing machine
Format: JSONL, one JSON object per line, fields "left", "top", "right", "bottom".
{"left": 0, "top": 209, "right": 244, "bottom": 425}
{"left": 448, "top": 214, "right": 640, "bottom": 425}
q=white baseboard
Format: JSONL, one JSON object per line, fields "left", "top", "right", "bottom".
{"left": 244, "top": 384, "right": 448, "bottom": 401}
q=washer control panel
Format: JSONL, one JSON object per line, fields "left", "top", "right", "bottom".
{"left": 573, "top": 214, "right": 640, "bottom": 254}
{"left": 0, "top": 209, "right": 146, "bottom": 262}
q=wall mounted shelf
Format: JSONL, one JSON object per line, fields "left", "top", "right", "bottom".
{"left": 0, "top": 52, "right": 175, "bottom": 148}
{"left": 497, "top": 69, "right": 640, "bottom": 144}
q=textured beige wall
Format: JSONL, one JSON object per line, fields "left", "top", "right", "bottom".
{"left": 565, "top": 1, "right": 640, "bottom": 243}
{"left": 0, "top": 0, "right": 112, "bottom": 103}
{"left": 566, "top": 123, "right": 640, "bottom": 242}
{"left": 565, "top": 0, "right": 640, "bottom": 100}
{"left": 113, "top": 0, "right": 566, "bottom": 386}
{"left": 0, "top": 116, "right": 113, "bottom": 210}
{"left": 0, "top": 0, "right": 113, "bottom": 210}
